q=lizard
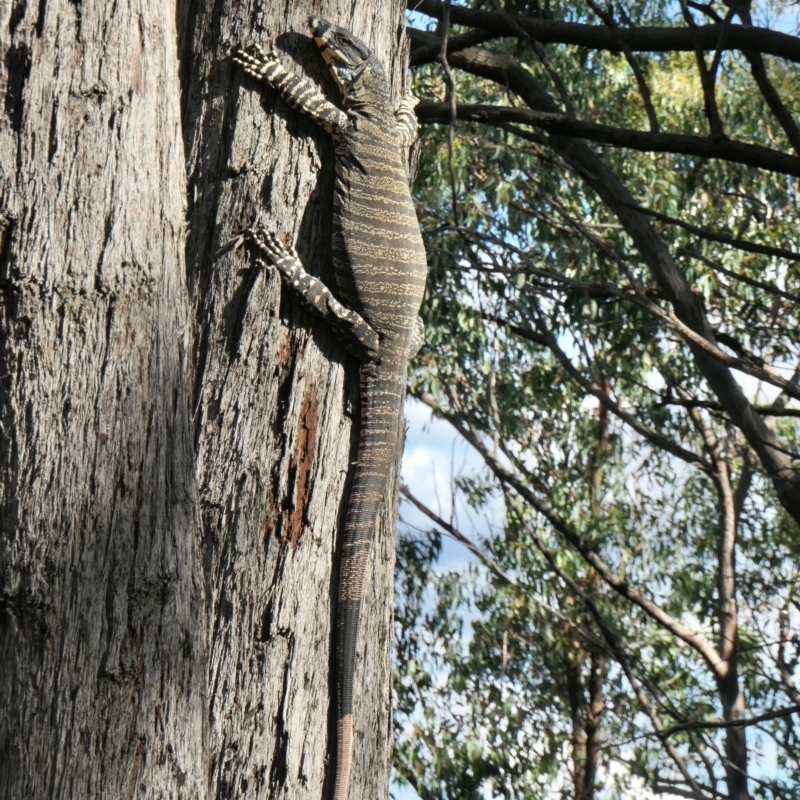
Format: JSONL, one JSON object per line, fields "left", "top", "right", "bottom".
{"left": 233, "top": 17, "right": 427, "bottom": 800}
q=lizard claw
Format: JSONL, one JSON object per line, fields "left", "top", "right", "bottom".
{"left": 252, "top": 42, "right": 279, "bottom": 60}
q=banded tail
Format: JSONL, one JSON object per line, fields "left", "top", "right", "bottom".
{"left": 334, "top": 348, "right": 407, "bottom": 800}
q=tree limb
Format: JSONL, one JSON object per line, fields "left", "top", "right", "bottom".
{"left": 400, "top": 484, "right": 516, "bottom": 586}
{"left": 407, "top": 1, "right": 800, "bottom": 64}
{"left": 509, "top": 501, "right": 711, "bottom": 798}
{"left": 631, "top": 204, "right": 800, "bottom": 264}
{"left": 435, "top": 43, "right": 800, "bottom": 527}
{"left": 513, "top": 312, "right": 713, "bottom": 473}
{"left": 735, "top": 6, "right": 800, "bottom": 156}
{"left": 414, "top": 101, "right": 800, "bottom": 178}
{"left": 586, "top": 0, "right": 660, "bottom": 132}
{"left": 658, "top": 703, "right": 800, "bottom": 735}
{"left": 414, "top": 392, "right": 729, "bottom": 679}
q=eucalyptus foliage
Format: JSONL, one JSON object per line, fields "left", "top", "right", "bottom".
{"left": 395, "top": 2, "right": 800, "bottom": 799}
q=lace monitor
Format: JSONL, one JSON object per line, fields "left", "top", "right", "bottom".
{"left": 234, "top": 17, "right": 427, "bottom": 800}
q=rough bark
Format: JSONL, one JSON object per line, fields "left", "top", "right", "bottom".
{"left": 0, "top": 0, "right": 205, "bottom": 797}
{"left": 1, "top": 1, "right": 410, "bottom": 799}
{"left": 177, "top": 2, "right": 409, "bottom": 799}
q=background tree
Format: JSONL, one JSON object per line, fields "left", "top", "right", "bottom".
{"left": 395, "top": 2, "right": 800, "bottom": 800}
{"left": 1, "top": 2, "right": 410, "bottom": 798}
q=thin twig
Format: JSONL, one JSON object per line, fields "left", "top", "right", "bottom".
{"left": 585, "top": 0, "right": 660, "bottom": 132}
{"left": 630, "top": 203, "right": 800, "bottom": 263}
{"left": 438, "top": 0, "right": 460, "bottom": 227}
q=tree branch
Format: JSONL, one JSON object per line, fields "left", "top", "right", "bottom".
{"left": 414, "top": 101, "right": 800, "bottom": 178}
{"left": 435, "top": 43, "right": 800, "bottom": 527}
{"left": 409, "top": 28, "right": 496, "bottom": 67}
{"left": 677, "top": 386, "right": 738, "bottom": 668}
{"left": 679, "top": 0, "right": 728, "bottom": 139}
{"left": 735, "top": 6, "right": 800, "bottom": 156}
{"left": 485, "top": 0, "right": 575, "bottom": 118}
{"left": 510, "top": 501, "right": 711, "bottom": 798}
{"left": 743, "top": 49, "right": 800, "bottom": 156}
{"left": 680, "top": 248, "right": 800, "bottom": 305}
{"left": 631, "top": 204, "right": 800, "bottom": 264}
{"left": 400, "top": 484, "right": 516, "bottom": 587}
{"left": 414, "top": 392, "right": 729, "bottom": 679}
{"left": 512, "top": 311, "right": 713, "bottom": 473}
{"left": 658, "top": 703, "right": 800, "bottom": 735}
{"left": 586, "top": 0, "right": 660, "bottom": 132}
{"left": 407, "top": 1, "right": 800, "bottom": 64}
{"left": 658, "top": 397, "right": 800, "bottom": 418}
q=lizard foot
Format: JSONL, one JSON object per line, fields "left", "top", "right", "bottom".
{"left": 245, "top": 228, "right": 299, "bottom": 281}
{"left": 233, "top": 43, "right": 281, "bottom": 82}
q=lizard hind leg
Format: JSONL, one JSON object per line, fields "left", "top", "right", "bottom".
{"left": 394, "top": 87, "right": 419, "bottom": 146}
{"left": 246, "top": 228, "right": 379, "bottom": 357}
{"left": 407, "top": 315, "right": 425, "bottom": 359}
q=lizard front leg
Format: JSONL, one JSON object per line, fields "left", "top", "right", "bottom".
{"left": 246, "top": 229, "right": 379, "bottom": 358}
{"left": 234, "top": 44, "right": 348, "bottom": 135}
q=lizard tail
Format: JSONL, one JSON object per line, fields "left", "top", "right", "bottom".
{"left": 334, "top": 351, "right": 407, "bottom": 800}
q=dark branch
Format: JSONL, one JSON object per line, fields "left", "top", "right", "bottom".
{"left": 586, "top": 0, "right": 660, "bottom": 132}
{"left": 736, "top": 6, "right": 800, "bottom": 156}
{"left": 632, "top": 203, "right": 800, "bottom": 263}
{"left": 414, "top": 392, "right": 728, "bottom": 677}
{"left": 414, "top": 101, "right": 800, "bottom": 178}
{"left": 435, "top": 43, "right": 800, "bottom": 525}
{"left": 659, "top": 397, "right": 800, "bottom": 418}
{"left": 407, "top": 1, "right": 800, "bottom": 65}
{"left": 659, "top": 704, "right": 800, "bottom": 735}
{"left": 496, "top": 312, "right": 712, "bottom": 472}
{"left": 681, "top": 248, "right": 800, "bottom": 305}
{"left": 400, "top": 485, "right": 516, "bottom": 586}
{"left": 409, "top": 28, "right": 496, "bottom": 67}
{"left": 679, "top": 0, "right": 727, "bottom": 140}
{"left": 744, "top": 49, "right": 800, "bottom": 156}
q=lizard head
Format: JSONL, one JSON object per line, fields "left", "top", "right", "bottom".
{"left": 309, "top": 17, "right": 387, "bottom": 106}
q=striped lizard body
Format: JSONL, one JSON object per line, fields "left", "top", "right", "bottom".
{"left": 234, "top": 17, "right": 427, "bottom": 800}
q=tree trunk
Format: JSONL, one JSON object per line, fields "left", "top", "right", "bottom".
{"left": 0, "top": 0, "right": 205, "bottom": 796}
{"left": 719, "top": 670, "right": 749, "bottom": 800}
{"left": 178, "top": 2, "right": 409, "bottom": 799}
{"left": 1, "top": 1, "right": 411, "bottom": 798}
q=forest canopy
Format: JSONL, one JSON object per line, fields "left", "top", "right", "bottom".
{"left": 395, "top": 2, "right": 800, "bottom": 800}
